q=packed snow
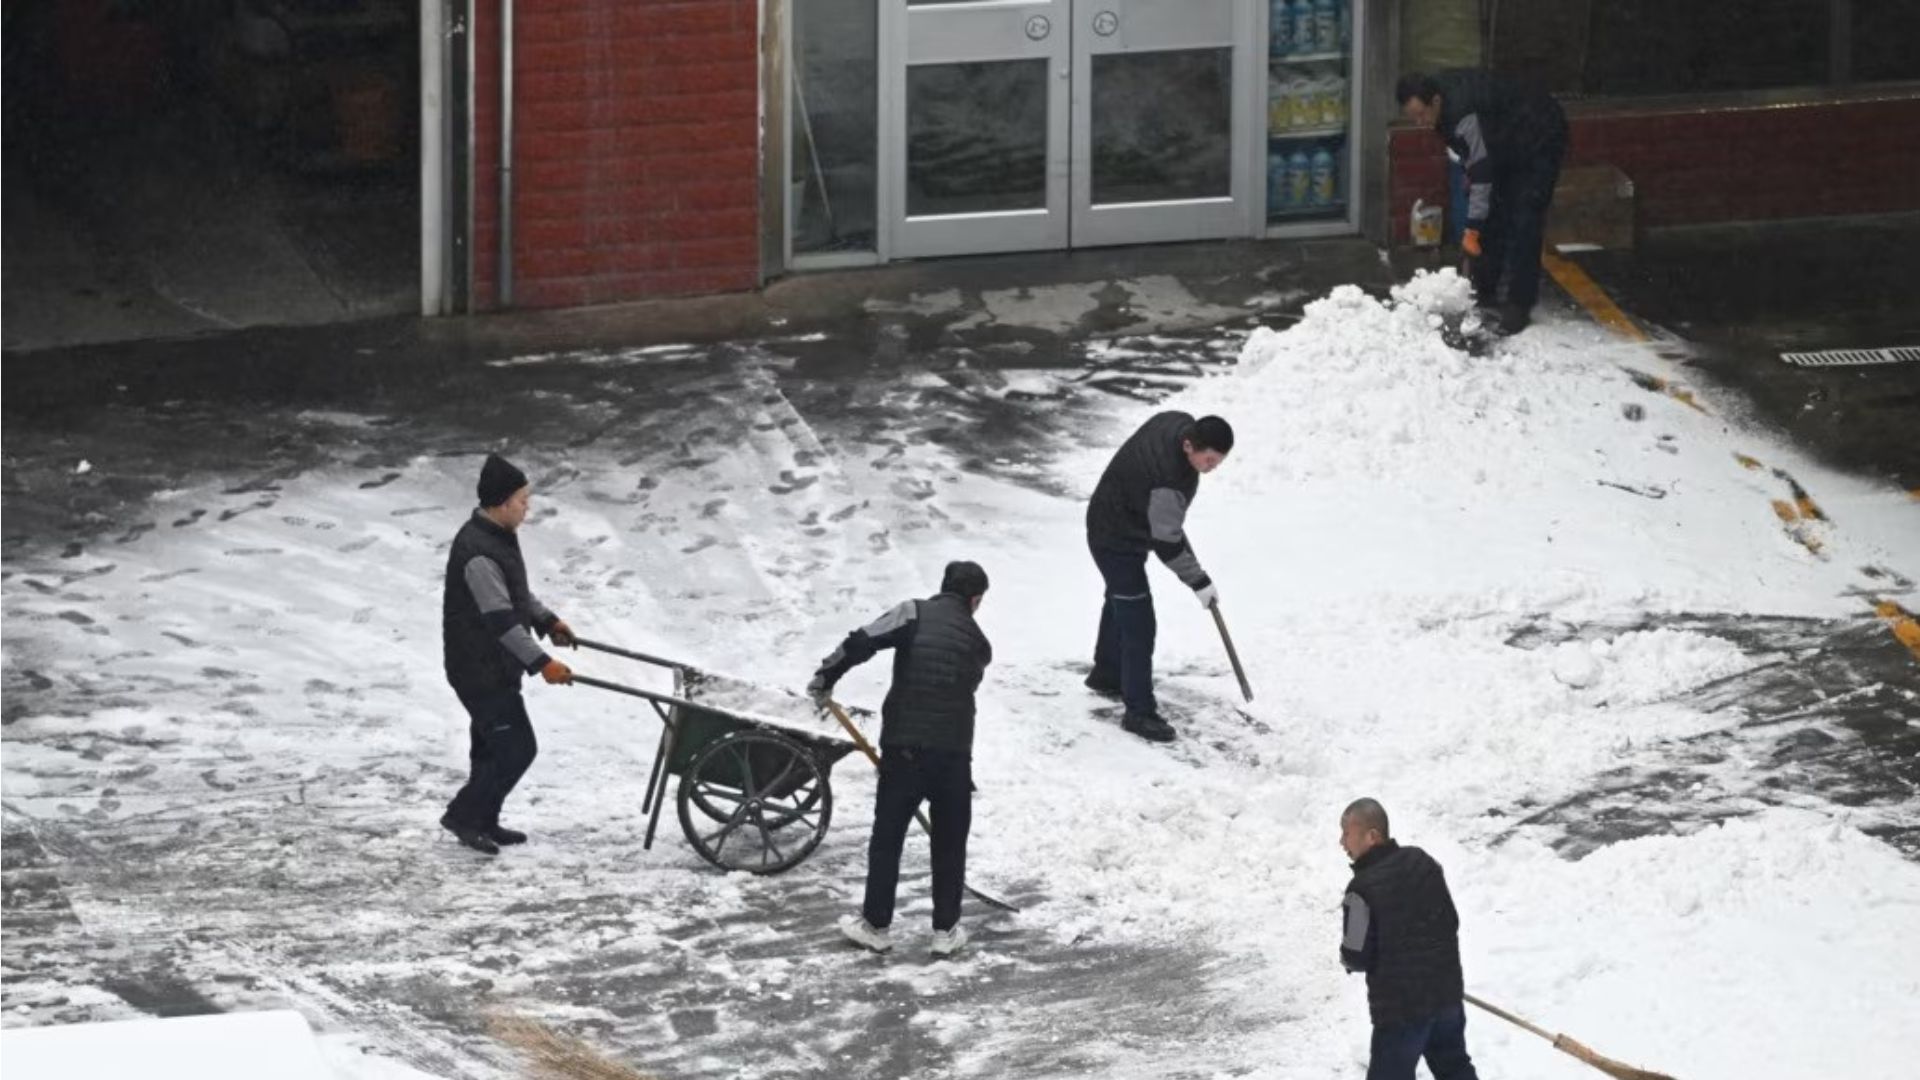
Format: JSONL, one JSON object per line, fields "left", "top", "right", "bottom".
{"left": 4, "top": 270, "right": 1916, "bottom": 1078}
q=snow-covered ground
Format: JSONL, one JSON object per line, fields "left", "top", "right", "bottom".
{"left": 5, "top": 271, "right": 1917, "bottom": 1078}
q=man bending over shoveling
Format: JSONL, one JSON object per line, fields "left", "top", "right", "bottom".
{"left": 808, "top": 561, "right": 992, "bottom": 958}
{"left": 1085, "top": 412, "right": 1234, "bottom": 743}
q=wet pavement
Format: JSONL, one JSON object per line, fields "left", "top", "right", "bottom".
{"left": 1570, "top": 212, "right": 1920, "bottom": 491}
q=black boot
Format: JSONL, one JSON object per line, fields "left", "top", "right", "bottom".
{"left": 488, "top": 824, "right": 528, "bottom": 846}
{"left": 1083, "top": 668, "right": 1122, "bottom": 697}
{"left": 1122, "top": 711, "right": 1176, "bottom": 743}
{"left": 441, "top": 812, "right": 499, "bottom": 856}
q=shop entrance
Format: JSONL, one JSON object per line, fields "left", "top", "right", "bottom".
{"left": 887, "top": 0, "right": 1257, "bottom": 258}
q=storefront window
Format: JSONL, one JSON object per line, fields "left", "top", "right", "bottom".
{"left": 791, "top": 0, "right": 877, "bottom": 255}
{"left": 1852, "top": 0, "right": 1920, "bottom": 83}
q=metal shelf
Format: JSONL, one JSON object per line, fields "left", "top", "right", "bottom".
{"left": 1269, "top": 50, "right": 1346, "bottom": 64}
{"left": 1268, "top": 126, "right": 1348, "bottom": 140}
{"left": 1267, "top": 200, "right": 1348, "bottom": 220}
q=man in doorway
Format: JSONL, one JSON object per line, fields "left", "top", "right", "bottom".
{"left": 809, "top": 561, "right": 992, "bottom": 958}
{"left": 1084, "top": 412, "right": 1233, "bottom": 744}
{"left": 1339, "top": 798, "right": 1480, "bottom": 1080}
{"left": 440, "top": 453, "right": 576, "bottom": 856}
{"left": 1398, "top": 69, "right": 1568, "bottom": 336}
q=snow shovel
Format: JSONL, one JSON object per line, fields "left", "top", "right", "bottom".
{"left": 1464, "top": 993, "right": 1678, "bottom": 1080}
{"left": 1209, "top": 603, "right": 1254, "bottom": 703}
{"left": 823, "top": 699, "right": 1020, "bottom": 914}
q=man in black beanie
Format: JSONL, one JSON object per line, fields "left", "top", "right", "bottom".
{"left": 440, "top": 452, "right": 575, "bottom": 855}
{"left": 1085, "top": 412, "right": 1233, "bottom": 743}
{"left": 808, "top": 560, "right": 992, "bottom": 958}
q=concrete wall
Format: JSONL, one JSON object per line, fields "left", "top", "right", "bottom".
{"left": 1387, "top": 92, "right": 1920, "bottom": 245}
{"left": 471, "top": 0, "right": 762, "bottom": 310}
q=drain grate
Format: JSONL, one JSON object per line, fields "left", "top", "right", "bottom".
{"left": 1779, "top": 345, "right": 1920, "bottom": 367}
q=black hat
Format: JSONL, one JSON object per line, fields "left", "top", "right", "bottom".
{"left": 477, "top": 453, "right": 529, "bottom": 508}
{"left": 940, "top": 560, "right": 989, "bottom": 599}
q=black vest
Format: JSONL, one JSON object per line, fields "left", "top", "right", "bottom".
{"left": 442, "top": 511, "right": 535, "bottom": 694}
{"left": 1086, "top": 410, "right": 1199, "bottom": 553}
{"left": 1434, "top": 68, "right": 1567, "bottom": 166}
{"left": 881, "top": 593, "right": 992, "bottom": 755}
{"left": 1347, "top": 842, "right": 1466, "bottom": 1026}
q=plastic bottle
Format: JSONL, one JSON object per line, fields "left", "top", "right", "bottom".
{"left": 1339, "top": 0, "right": 1352, "bottom": 49}
{"left": 1291, "top": 0, "right": 1315, "bottom": 55}
{"left": 1267, "top": 72, "right": 1286, "bottom": 135}
{"left": 1315, "top": 0, "right": 1339, "bottom": 53}
{"left": 1322, "top": 73, "right": 1347, "bottom": 127}
{"left": 1288, "top": 75, "right": 1314, "bottom": 130}
{"left": 1269, "top": 150, "right": 1291, "bottom": 214}
{"left": 1270, "top": 0, "right": 1293, "bottom": 56}
{"left": 1288, "top": 149, "right": 1312, "bottom": 208}
{"left": 1310, "top": 146, "right": 1337, "bottom": 207}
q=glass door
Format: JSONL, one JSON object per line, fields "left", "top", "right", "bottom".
{"left": 1070, "top": 0, "right": 1257, "bottom": 247}
{"left": 887, "top": 0, "right": 1071, "bottom": 258}
{"left": 1262, "top": 0, "right": 1354, "bottom": 227}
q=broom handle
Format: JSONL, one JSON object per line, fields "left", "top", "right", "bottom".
{"left": 1210, "top": 603, "right": 1254, "bottom": 702}
{"left": 1463, "top": 992, "right": 1558, "bottom": 1044}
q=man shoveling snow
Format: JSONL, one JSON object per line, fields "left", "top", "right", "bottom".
{"left": 1084, "top": 412, "right": 1234, "bottom": 743}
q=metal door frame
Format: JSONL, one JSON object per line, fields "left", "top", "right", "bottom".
{"left": 883, "top": 0, "right": 1072, "bottom": 259}
{"left": 1069, "top": 0, "right": 1259, "bottom": 248}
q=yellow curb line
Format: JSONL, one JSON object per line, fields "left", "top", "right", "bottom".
{"left": 1542, "top": 252, "right": 1649, "bottom": 342}
{"left": 1874, "top": 601, "right": 1920, "bottom": 663}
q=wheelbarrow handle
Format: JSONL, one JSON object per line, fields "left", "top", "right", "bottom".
{"left": 571, "top": 637, "right": 689, "bottom": 672}
{"left": 569, "top": 673, "right": 700, "bottom": 716}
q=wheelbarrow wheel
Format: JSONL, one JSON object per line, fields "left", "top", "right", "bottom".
{"left": 677, "top": 730, "right": 833, "bottom": 875}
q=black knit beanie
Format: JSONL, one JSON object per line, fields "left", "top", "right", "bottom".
{"left": 940, "top": 560, "right": 989, "bottom": 599}
{"left": 477, "top": 453, "right": 529, "bottom": 508}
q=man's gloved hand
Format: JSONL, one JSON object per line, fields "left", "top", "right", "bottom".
{"left": 806, "top": 675, "right": 834, "bottom": 711}
{"left": 541, "top": 658, "right": 573, "bottom": 685}
{"left": 1195, "top": 582, "right": 1219, "bottom": 610}
{"left": 1462, "top": 228, "right": 1482, "bottom": 258}
{"left": 548, "top": 619, "right": 577, "bottom": 648}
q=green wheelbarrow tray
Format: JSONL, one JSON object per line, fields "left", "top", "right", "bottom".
{"left": 569, "top": 638, "right": 867, "bottom": 876}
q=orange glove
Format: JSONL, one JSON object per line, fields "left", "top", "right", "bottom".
{"left": 541, "top": 658, "right": 573, "bottom": 685}
{"left": 1462, "top": 228, "right": 1483, "bottom": 257}
{"left": 548, "top": 619, "right": 576, "bottom": 647}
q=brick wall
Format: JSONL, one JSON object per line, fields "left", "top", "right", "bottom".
{"left": 1387, "top": 94, "right": 1920, "bottom": 245}
{"left": 471, "top": 0, "right": 761, "bottom": 310}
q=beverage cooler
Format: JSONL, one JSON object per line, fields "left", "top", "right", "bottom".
{"left": 1262, "top": 0, "right": 1357, "bottom": 231}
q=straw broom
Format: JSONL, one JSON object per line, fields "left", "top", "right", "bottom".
{"left": 487, "top": 1010, "right": 661, "bottom": 1080}
{"left": 1465, "top": 993, "right": 1678, "bottom": 1080}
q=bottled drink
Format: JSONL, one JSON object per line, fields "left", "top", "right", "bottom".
{"left": 1311, "top": 146, "right": 1337, "bottom": 206}
{"left": 1268, "top": 72, "right": 1287, "bottom": 135}
{"left": 1314, "top": 0, "right": 1339, "bottom": 52}
{"left": 1291, "top": 1, "right": 1315, "bottom": 54}
{"left": 1321, "top": 74, "right": 1347, "bottom": 127}
{"left": 1270, "top": 0, "right": 1293, "bottom": 56}
{"left": 1288, "top": 149, "right": 1312, "bottom": 207}
{"left": 1269, "top": 150, "right": 1292, "bottom": 213}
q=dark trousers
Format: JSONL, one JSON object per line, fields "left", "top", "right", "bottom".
{"left": 862, "top": 746, "right": 972, "bottom": 932}
{"left": 445, "top": 688, "right": 538, "bottom": 830}
{"left": 1090, "top": 543, "right": 1156, "bottom": 716}
{"left": 1368, "top": 1003, "right": 1479, "bottom": 1080}
{"left": 1471, "top": 140, "right": 1565, "bottom": 315}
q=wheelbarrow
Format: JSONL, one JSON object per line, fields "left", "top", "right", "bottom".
{"left": 568, "top": 638, "right": 863, "bottom": 875}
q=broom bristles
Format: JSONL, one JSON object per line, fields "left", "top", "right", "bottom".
{"left": 1553, "top": 1034, "right": 1679, "bottom": 1080}
{"left": 486, "top": 1010, "right": 659, "bottom": 1080}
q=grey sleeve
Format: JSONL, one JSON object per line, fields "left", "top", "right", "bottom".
{"left": 464, "top": 556, "right": 550, "bottom": 672}
{"left": 1452, "top": 114, "right": 1493, "bottom": 228}
{"left": 1340, "top": 892, "right": 1374, "bottom": 972}
{"left": 1147, "top": 487, "right": 1209, "bottom": 589}
{"left": 813, "top": 601, "right": 917, "bottom": 686}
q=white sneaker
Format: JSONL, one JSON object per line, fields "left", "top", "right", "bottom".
{"left": 839, "top": 914, "right": 892, "bottom": 953}
{"left": 929, "top": 923, "right": 969, "bottom": 958}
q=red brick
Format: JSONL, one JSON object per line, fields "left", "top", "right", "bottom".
{"left": 659, "top": 207, "right": 756, "bottom": 241}
{"left": 674, "top": 235, "right": 757, "bottom": 269}
{"left": 663, "top": 28, "right": 757, "bottom": 65}
{"left": 679, "top": 177, "right": 757, "bottom": 211}
{"left": 646, "top": 90, "right": 757, "bottom": 124}
{"left": 518, "top": 245, "right": 601, "bottom": 279}
{"left": 615, "top": 5, "right": 733, "bottom": 38}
